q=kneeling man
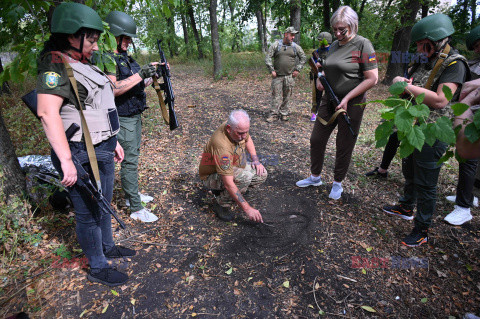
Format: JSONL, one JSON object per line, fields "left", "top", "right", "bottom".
{"left": 199, "top": 110, "right": 267, "bottom": 223}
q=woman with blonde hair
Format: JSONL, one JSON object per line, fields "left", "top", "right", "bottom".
{"left": 296, "top": 5, "right": 378, "bottom": 200}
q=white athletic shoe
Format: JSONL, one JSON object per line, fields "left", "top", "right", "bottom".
{"left": 444, "top": 205, "right": 473, "bottom": 226}
{"left": 126, "top": 192, "right": 154, "bottom": 207}
{"left": 130, "top": 207, "right": 158, "bottom": 223}
{"left": 296, "top": 175, "right": 323, "bottom": 187}
{"left": 329, "top": 181, "right": 343, "bottom": 200}
{"left": 445, "top": 195, "right": 478, "bottom": 207}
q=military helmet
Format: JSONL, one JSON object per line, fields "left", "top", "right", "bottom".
{"left": 317, "top": 32, "right": 333, "bottom": 44}
{"left": 466, "top": 25, "right": 480, "bottom": 50}
{"left": 51, "top": 2, "right": 103, "bottom": 34}
{"left": 411, "top": 13, "right": 454, "bottom": 43}
{"left": 105, "top": 11, "right": 137, "bottom": 38}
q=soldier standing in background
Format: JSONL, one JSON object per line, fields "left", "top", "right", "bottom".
{"left": 265, "top": 27, "right": 306, "bottom": 122}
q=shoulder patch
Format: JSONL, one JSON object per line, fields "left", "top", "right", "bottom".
{"left": 220, "top": 156, "right": 231, "bottom": 170}
{"left": 43, "top": 72, "right": 61, "bottom": 88}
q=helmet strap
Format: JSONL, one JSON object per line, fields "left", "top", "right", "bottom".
{"left": 117, "top": 35, "right": 126, "bottom": 53}
{"left": 69, "top": 33, "right": 85, "bottom": 61}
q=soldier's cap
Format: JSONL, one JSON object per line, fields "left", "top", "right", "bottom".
{"left": 317, "top": 32, "right": 333, "bottom": 43}
{"left": 285, "top": 27, "right": 299, "bottom": 34}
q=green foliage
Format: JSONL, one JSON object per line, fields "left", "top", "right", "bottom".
{"left": 0, "top": 170, "right": 41, "bottom": 267}
{"left": 372, "top": 82, "right": 469, "bottom": 161}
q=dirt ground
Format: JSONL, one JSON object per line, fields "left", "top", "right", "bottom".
{"left": 1, "top": 60, "right": 479, "bottom": 318}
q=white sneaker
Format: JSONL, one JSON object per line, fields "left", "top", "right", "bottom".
{"left": 445, "top": 195, "right": 478, "bottom": 207}
{"left": 126, "top": 192, "right": 154, "bottom": 207}
{"left": 329, "top": 181, "right": 343, "bottom": 200}
{"left": 444, "top": 205, "right": 472, "bottom": 225}
{"left": 130, "top": 207, "right": 158, "bottom": 223}
{"left": 296, "top": 175, "right": 323, "bottom": 187}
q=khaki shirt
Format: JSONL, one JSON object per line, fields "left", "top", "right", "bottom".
{"left": 323, "top": 35, "right": 377, "bottom": 97}
{"left": 199, "top": 123, "right": 249, "bottom": 180}
{"left": 265, "top": 40, "right": 306, "bottom": 76}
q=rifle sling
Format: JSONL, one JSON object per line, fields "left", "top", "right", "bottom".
{"left": 317, "top": 108, "right": 347, "bottom": 126}
{"left": 62, "top": 57, "right": 102, "bottom": 192}
{"left": 424, "top": 44, "right": 451, "bottom": 91}
{"left": 152, "top": 76, "right": 170, "bottom": 125}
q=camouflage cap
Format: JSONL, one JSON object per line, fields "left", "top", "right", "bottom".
{"left": 317, "top": 32, "right": 333, "bottom": 44}
{"left": 285, "top": 27, "right": 299, "bottom": 34}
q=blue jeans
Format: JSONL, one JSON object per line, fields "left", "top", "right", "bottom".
{"left": 51, "top": 136, "right": 117, "bottom": 270}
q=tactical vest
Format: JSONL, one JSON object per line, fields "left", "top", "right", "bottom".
{"left": 112, "top": 52, "right": 147, "bottom": 117}
{"left": 274, "top": 40, "right": 298, "bottom": 76}
{"left": 410, "top": 49, "right": 468, "bottom": 121}
{"left": 60, "top": 55, "right": 120, "bottom": 145}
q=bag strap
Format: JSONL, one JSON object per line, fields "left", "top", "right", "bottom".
{"left": 61, "top": 55, "right": 102, "bottom": 192}
{"left": 424, "top": 44, "right": 451, "bottom": 90}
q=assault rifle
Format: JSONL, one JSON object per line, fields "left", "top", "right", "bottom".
{"left": 153, "top": 39, "right": 179, "bottom": 131}
{"left": 21, "top": 93, "right": 126, "bottom": 229}
{"left": 308, "top": 51, "right": 356, "bottom": 137}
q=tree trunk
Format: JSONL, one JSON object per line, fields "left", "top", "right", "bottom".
{"left": 331, "top": 0, "right": 340, "bottom": 14}
{"left": 383, "top": 0, "right": 421, "bottom": 84}
{"left": 421, "top": 4, "right": 428, "bottom": 17}
{"left": 256, "top": 9, "right": 266, "bottom": 53}
{"left": 186, "top": 0, "right": 204, "bottom": 59}
{"left": 181, "top": 13, "right": 190, "bottom": 56}
{"left": 228, "top": 0, "right": 239, "bottom": 52}
{"left": 373, "top": 0, "right": 395, "bottom": 41}
{"left": 322, "top": 0, "right": 331, "bottom": 30}
{"left": 470, "top": 0, "right": 477, "bottom": 26}
{"left": 290, "top": 0, "right": 301, "bottom": 44}
{"left": 0, "top": 57, "right": 11, "bottom": 95}
{"left": 358, "top": 0, "right": 368, "bottom": 21}
{"left": 0, "top": 110, "right": 26, "bottom": 203}
{"left": 209, "top": 0, "right": 222, "bottom": 79}
{"left": 166, "top": 16, "right": 176, "bottom": 57}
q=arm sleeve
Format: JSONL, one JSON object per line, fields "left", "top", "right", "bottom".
{"left": 36, "top": 52, "right": 70, "bottom": 98}
{"left": 360, "top": 38, "right": 378, "bottom": 71}
{"left": 438, "top": 61, "right": 467, "bottom": 86}
{"left": 265, "top": 43, "right": 277, "bottom": 72}
{"left": 295, "top": 45, "right": 307, "bottom": 71}
{"left": 213, "top": 147, "right": 235, "bottom": 176}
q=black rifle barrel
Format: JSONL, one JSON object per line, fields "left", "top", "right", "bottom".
{"left": 317, "top": 73, "right": 356, "bottom": 138}
{"left": 157, "top": 40, "right": 179, "bottom": 130}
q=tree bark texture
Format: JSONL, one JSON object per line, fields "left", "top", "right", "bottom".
{"left": 209, "top": 0, "right": 222, "bottom": 79}
{"left": 323, "top": 0, "right": 331, "bottom": 30}
{"left": 470, "top": 0, "right": 476, "bottom": 26}
{"left": 383, "top": 0, "right": 420, "bottom": 84}
{"left": 0, "top": 109, "right": 26, "bottom": 203}
{"left": 180, "top": 13, "right": 191, "bottom": 56}
{"left": 186, "top": 0, "right": 204, "bottom": 59}
{"left": 256, "top": 9, "right": 267, "bottom": 53}
{"left": 290, "top": 0, "right": 301, "bottom": 44}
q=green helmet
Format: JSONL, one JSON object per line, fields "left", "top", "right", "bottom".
{"left": 411, "top": 13, "right": 454, "bottom": 43}
{"left": 51, "top": 2, "right": 103, "bottom": 34}
{"left": 105, "top": 11, "right": 137, "bottom": 38}
{"left": 317, "top": 32, "right": 333, "bottom": 44}
{"left": 466, "top": 25, "right": 480, "bottom": 50}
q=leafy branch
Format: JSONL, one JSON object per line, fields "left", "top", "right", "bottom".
{"left": 371, "top": 81, "right": 478, "bottom": 163}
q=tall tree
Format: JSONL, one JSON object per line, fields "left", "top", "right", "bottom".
{"left": 373, "top": 0, "right": 395, "bottom": 41}
{"left": 290, "top": 0, "right": 301, "bottom": 44}
{"left": 256, "top": 9, "right": 267, "bottom": 53}
{"left": 180, "top": 11, "right": 191, "bottom": 56}
{"left": 186, "top": 0, "right": 204, "bottom": 59}
{"left": 383, "top": 0, "right": 421, "bottom": 84}
{"left": 209, "top": 0, "right": 222, "bottom": 79}
{"left": 323, "top": 0, "right": 331, "bottom": 30}
{"left": 0, "top": 108, "right": 26, "bottom": 203}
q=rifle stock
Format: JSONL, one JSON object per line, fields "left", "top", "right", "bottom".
{"left": 308, "top": 52, "right": 356, "bottom": 138}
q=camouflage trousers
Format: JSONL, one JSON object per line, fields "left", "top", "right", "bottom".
{"left": 203, "top": 163, "right": 268, "bottom": 207}
{"left": 270, "top": 75, "right": 295, "bottom": 116}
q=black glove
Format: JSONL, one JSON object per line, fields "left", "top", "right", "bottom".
{"left": 139, "top": 63, "right": 156, "bottom": 79}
